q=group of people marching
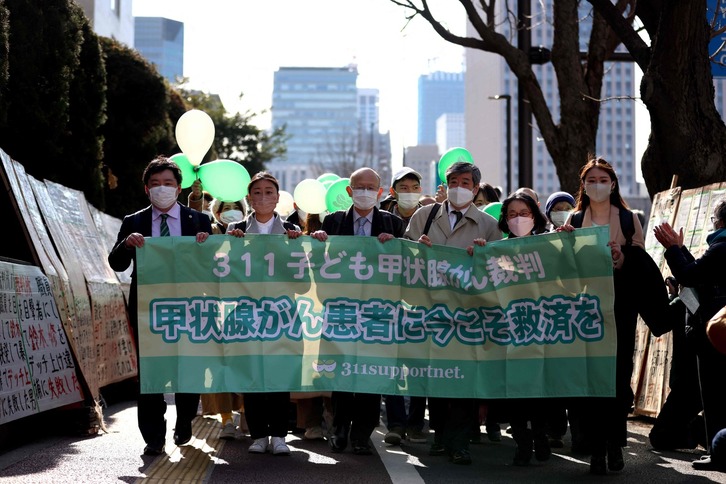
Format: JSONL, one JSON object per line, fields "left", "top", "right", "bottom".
{"left": 109, "top": 154, "right": 726, "bottom": 475}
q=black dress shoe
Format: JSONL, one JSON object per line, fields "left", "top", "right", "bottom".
{"left": 534, "top": 435, "right": 551, "bottom": 461}
{"left": 429, "top": 432, "right": 446, "bottom": 456}
{"left": 513, "top": 446, "right": 532, "bottom": 466}
{"left": 173, "top": 431, "right": 192, "bottom": 446}
{"left": 590, "top": 454, "right": 607, "bottom": 475}
{"left": 328, "top": 434, "right": 347, "bottom": 453}
{"left": 450, "top": 449, "right": 472, "bottom": 465}
{"left": 143, "top": 443, "right": 165, "bottom": 456}
{"left": 352, "top": 441, "right": 373, "bottom": 455}
{"left": 174, "top": 420, "right": 193, "bottom": 446}
{"left": 607, "top": 444, "right": 624, "bottom": 471}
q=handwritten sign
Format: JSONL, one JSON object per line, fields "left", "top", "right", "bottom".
{"left": 0, "top": 261, "right": 82, "bottom": 424}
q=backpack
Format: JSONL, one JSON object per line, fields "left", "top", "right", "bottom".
{"left": 570, "top": 207, "right": 635, "bottom": 246}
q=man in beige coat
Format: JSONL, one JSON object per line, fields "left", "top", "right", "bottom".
{"left": 404, "top": 161, "right": 502, "bottom": 464}
{"left": 405, "top": 162, "right": 501, "bottom": 251}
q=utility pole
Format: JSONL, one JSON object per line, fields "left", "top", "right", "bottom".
{"left": 518, "top": 0, "right": 533, "bottom": 190}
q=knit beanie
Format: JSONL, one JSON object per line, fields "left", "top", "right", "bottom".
{"left": 545, "top": 191, "right": 575, "bottom": 220}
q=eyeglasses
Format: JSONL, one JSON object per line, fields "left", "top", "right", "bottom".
{"left": 507, "top": 210, "right": 532, "bottom": 219}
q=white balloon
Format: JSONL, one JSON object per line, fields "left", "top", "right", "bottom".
{"left": 293, "top": 179, "right": 328, "bottom": 214}
{"left": 276, "top": 190, "right": 295, "bottom": 217}
{"left": 175, "top": 109, "right": 215, "bottom": 167}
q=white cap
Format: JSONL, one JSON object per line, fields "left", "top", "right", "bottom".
{"left": 391, "top": 167, "right": 422, "bottom": 188}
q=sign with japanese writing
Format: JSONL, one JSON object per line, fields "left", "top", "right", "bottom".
{"left": 30, "top": 179, "right": 137, "bottom": 398}
{"left": 632, "top": 181, "right": 726, "bottom": 417}
{"left": 137, "top": 227, "right": 616, "bottom": 398}
{"left": 0, "top": 262, "right": 83, "bottom": 424}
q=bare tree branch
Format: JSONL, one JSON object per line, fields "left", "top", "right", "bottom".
{"left": 586, "top": 0, "right": 651, "bottom": 70}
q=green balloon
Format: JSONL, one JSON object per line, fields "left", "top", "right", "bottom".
{"left": 198, "top": 159, "right": 251, "bottom": 202}
{"left": 325, "top": 178, "right": 352, "bottom": 213}
{"left": 437, "top": 147, "right": 474, "bottom": 184}
{"left": 317, "top": 172, "right": 340, "bottom": 185}
{"left": 170, "top": 153, "right": 197, "bottom": 189}
{"left": 483, "top": 201, "right": 503, "bottom": 221}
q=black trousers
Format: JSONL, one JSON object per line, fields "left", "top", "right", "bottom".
{"left": 429, "top": 397, "right": 476, "bottom": 452}
{"left": 331, "top": 392, "right": 381, "bottom": 443}
{"left": 138, "top": 392, "right": 200, "bottom": 446}
{"left": 245, "top": 392, "right": 291, "bottom": 439}
{"left": 585, "top": 273, "right": 638, "bottom": 456}
{"left": 508, "top": 399, "right": 548, "bottom": 449}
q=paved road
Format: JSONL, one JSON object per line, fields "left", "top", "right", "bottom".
{"left": 0, "top": 397, "right": 724, "bottom": 483}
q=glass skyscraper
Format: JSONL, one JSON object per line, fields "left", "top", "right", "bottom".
{"left": 418, "top": 72, "right": 465, "bottom": 145}
{"left": 269, "top": 66, "right": 385, "bottom": 192}
{"left": 134, "top": 17, "right": 184, "bottom": 83}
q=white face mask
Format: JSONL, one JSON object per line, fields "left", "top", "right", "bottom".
{"left": 148, "top": 186, "right": 178, "bottom": 210}
{"left": 219, "top": 210, "right": 243, "bottom": 225}
{"left": 550, "top": 210, "right": 571, "bottom": 227}
{"left": 396, "top": 192, "right": 420, "bottom": 210}
{"left": 507, "top": 216, "right": 535, "bottom": 237}
{"left": 585, "top": 183, "right": 612, "bottom": 203}
{"left": 202, "top": 210, "right": 214, "bottom": 221}
{"left": 352, "top": 189, "right": 379, "bottom": 211}
{"left": 447, "top": 187, "right": 474, "bottom": 207}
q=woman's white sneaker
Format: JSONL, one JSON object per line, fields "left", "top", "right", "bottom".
{"left": 248, "top": 437, "right": 269, "bottom": 454}
{"left": 269, "top": 436, "right": 290, "bottom": 455}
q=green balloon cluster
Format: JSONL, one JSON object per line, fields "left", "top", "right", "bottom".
{"left": 198, "top": 160, "right": 251, "bottom": 202}
{"left": 317, "top": 173, "right": 340, "bottom": 188}
{"left": 170, "top": 153, "right": 197, "bottom": 189}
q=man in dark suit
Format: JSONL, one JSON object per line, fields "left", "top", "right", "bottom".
{"left": 108, "top": 156, "right": 212, "bottom": 456}
{"left": 311, "top": 167, "right": 405, "bottom": 455}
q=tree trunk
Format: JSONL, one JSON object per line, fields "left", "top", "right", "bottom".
{"left": 537, "top": 0, "right": 603, "bottom": 195}
{"left": 640, "top": 2, "right": 726, "bottom": 195}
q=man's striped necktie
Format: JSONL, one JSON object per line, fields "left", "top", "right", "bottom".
{"left": 160, "top": 213, "right": 170, "bottom": 237}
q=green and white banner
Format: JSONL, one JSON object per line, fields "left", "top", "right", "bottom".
{"left": 137, "top": 227, "right": 616, "bottom": 398}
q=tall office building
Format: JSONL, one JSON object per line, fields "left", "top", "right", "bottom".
{"left": 436, "top": 113, "right": 466, "bottom": 155}
{"left": 76, "top": 0, "right": 134, "bottom": 47}
{"left": 269, "top": 66, "right": 391, "bottom": 192}
{"left": 418, "top": 72, "right": 465, "bottom": 145}
{"left": 134, "top": 17, "right": 184, "bottom": 83}
{"left": 466, "top": 2, "right": 646, "bottom": 202}
{"left": 358, "top": 88, "right": 380, "bottom": 134}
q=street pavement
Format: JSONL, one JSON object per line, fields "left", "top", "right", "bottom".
{"left": 0, "top": 396, "right": 724, "bottom": 483}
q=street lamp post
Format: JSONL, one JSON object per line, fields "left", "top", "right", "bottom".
{"left": 518, "top": 0, "right": 532, "bottom": 190}
{"left": 489, "top": 95, "right": 512, "bottom": 196}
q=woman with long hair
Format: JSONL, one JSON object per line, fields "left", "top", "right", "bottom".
{"left": 559, "top": 155, "right": 646, "bottom": 475}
